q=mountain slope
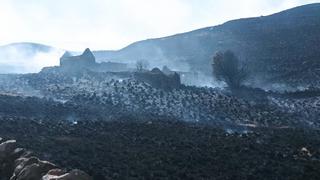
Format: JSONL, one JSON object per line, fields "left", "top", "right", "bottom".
{"left": 95, "top": 3, "right": 320, "bottom": 87}
{"left": 0, "top": 42, "right": 63, "bottom": 73}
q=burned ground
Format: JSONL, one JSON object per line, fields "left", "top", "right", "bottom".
{"left": 0, "top": 117, "right": 320, "bottom": 180}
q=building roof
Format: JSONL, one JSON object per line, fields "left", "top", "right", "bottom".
{"left": 61, "top": 51, "right": 72, "bottom": 58}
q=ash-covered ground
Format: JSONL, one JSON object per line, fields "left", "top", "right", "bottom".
{"left": 0, "top": 70, "right": 320, "bottom": 179}
{"left": 1, "top": 118, "right": 320, "bottom": 180}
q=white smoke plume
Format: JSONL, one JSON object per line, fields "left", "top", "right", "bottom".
{"left": 0, "top": 43, "right": 64, "bottom": 74}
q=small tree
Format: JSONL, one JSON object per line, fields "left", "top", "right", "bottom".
{"left": 136, "top": 60, "right": 149, "bottom": 72}
{"left": 212, "top": 50, "right": 247, "bottom": 88}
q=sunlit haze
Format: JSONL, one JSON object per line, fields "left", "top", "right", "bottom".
{"left": 0, "top": 0, "right": 319, "bottom": 50}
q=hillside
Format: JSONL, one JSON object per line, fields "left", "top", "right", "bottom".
{"left": 0, "top": 59, "right": 320, "bottom": 179}
{"left": 2, "top": 4, "right": 320, "bottom": 87}
{"left": 94, "top": 3, "right": 320, "bottom": 87}
{"left": 0, "top": 42, "right": 63, "bottom": 73}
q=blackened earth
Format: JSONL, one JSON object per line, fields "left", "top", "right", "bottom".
{"left": 0, "top": 117, "right": 320, "bottom": 180}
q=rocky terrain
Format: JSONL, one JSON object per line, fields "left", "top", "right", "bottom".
{"left": 0, "top": 137, "right": 91, "bottom": 180}
{"left": 0, "top": 68, "right": 319, "bottom": 179}
{"left": 0, "top": 70, "right": 318, "bottom": 129}
{"left": 0, "top": 117, "right": 320, "bottom": 180}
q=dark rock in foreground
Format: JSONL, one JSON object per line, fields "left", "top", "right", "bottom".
{"left": 0, "top": 139, "right": 91, "bottom": 180}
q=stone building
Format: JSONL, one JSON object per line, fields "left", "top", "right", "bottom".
{"left": 60, "top": 48, "right": 96, "bottom": 69}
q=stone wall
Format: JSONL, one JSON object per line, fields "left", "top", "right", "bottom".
{"left": 134, "top": 68, "right": 181, "bottom": 90}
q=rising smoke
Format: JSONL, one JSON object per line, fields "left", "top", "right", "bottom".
{"left": 0, "top": 43, "right": 64, "bottom": 74}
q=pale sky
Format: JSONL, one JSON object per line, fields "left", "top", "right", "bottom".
{"left": 0, "top": 0, "right": 319, "bottom": 51}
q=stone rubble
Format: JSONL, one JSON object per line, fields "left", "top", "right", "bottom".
{"left": 0, "top": 138, "right": 91, "bottom": 180}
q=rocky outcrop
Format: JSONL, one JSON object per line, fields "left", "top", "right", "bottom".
{"left": 0, "top": 138, "right": 91, "bottom": 180}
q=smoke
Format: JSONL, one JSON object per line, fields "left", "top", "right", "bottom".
{"left": 1, "top": 0, "right": 319, "bottom": 50}
{"left": 255, "top": 82, "right": 309, "bottom": 93}
{"left": 115, "top": 44, "right": 226, "bottom": 88}
{"left": 0, "top": 44, "right": 64, "bottom": 74}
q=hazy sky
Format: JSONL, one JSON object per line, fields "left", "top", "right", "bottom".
{"left": 0, "top": 0, "right": 319, "bottom": 50}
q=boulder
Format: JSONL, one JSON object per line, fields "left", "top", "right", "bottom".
{"left": 14, "top": 163, "right": 43, "bottom": 180}
{"left": 44, "top": 169, "right": 66, "bottom": 176}
{"left": 42, "top": 169, "right": 92, "bottom": 180}
{"left": 11, "top": 157, "right": 57, "bottom": 180}
{"left": 0, "top": 138, "right": 91, "bottom": 180}
{"left": 0, "top": 140, "right": 18, "bottom": 179}
{"left": 0, "top": 140, "right": 17, "bottom": 159}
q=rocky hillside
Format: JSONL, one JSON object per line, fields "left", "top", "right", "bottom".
{"left": 0, "top": 70, "right": 319, "bottom": 129}
{"left": 0, "top": 60, "right": 320, "bottom": 179}
{"left": 94, "top": 3, "right": 320, "bottom": 87}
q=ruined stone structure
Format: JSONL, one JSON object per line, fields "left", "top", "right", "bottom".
{"left": 51, "top": 49, "right": 181, "bottom": 90}
{"left": 58, "top": 48, "right": 128, "bottom": 73}
{"left": 94, "top": 61, "right": 128, "bottom": 72}
{"left": 60, "top": 48, "right": 96, "bottom": 69}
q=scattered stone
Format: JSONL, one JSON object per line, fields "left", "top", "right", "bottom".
{"left": 300, "top": 147, "right": 312, "bottom": 157}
